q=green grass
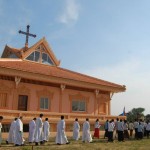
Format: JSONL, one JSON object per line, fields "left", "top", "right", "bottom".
{"left": 0, "top": 138, "right": 150, "bottom": 150}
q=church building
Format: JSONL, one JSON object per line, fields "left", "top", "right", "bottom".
{"left": 0, "top": 26, "right": 126, "bottom": 132}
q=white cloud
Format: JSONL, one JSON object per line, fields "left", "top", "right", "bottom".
{"left": 81, "top": 58, "right": 150, "bottom": 116}
{"left": 58, "top": 0, "right": 80, "bottom": 24}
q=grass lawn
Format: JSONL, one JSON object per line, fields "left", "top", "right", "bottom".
{"left": 0, "top": 137, "right": 150, "bottom": 150}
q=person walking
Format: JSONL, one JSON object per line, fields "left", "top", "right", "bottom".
{"left": 82, "top": 118, "right": 92, "bottom": 143}
{"left": 73, "top": 118, "right": 80, "bottom": 140}
{"left": 55, "top": 115, "right": 70, "bottom": 145}
{"left": 28, "top": 118, "right": 36, "bottom": 143}
{"left": 43, "top": 118, "right": 50, "bottom": 142}
{"left": 93, "top": 119, "right": 101, "bottom": 139}
{"left": 104, "top": 120, "right": 108, "bottom": 139}
{"left": 14, "top": 117, "right": 24, "bottom": 146}
{"left": 123, "top": 120, "right": 129, "bottom": 139}
{"left": 107, "top": 120, "right": 115, "bottom": 142}
{"left": 35, "top": 114, "right": 44, "bottom": 145}
{"left": 129, "top": 121, "right": 134, "bottom": 138}
{"left": 118, "top": 119, "right": 124, "bottom": 142}
{"left": 6, "top": 118, "right": 17, "bottom": 144}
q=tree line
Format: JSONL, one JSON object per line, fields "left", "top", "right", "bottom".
{"left": 126, "top": 107, "right": 150, "bottom": 121}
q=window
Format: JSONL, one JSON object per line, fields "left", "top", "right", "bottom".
{"left": 40, "top": 97, "right": 49, "bottom": 110}
{"left": 25, "top": 44, "right": 56, "bottom": 66}
{"left": 18, "top": 95, "right": 28, "bottom": 111}
{"left": 0, "top": 93, "right": 7, "bottom": 108}
{"left": 72, "top": 100, "right": 86, "bottom": 112}
{"left": 42, "top": 53, "right": 54, "bottom": 65}
{"left": 26, "top": 51, "right": 40, "bottom": 62}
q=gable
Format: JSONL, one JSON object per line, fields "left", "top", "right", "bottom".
{"left": 1, "top": 45, "right": 21, "bottom": 59}
{"left": 22, "top": 38, "right": 60, "bottom": 66}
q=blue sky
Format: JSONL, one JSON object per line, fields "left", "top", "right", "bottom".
{"left": 0, "top": 0, "right": 150, "bottom": 115}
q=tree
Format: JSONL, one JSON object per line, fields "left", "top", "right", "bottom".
{"left": 145, "top": 114, "right": 150, "bottom": 121}
{"left": 127, "top": 107, "right": 145, "bottom": 122}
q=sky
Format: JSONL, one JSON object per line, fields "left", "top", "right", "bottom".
{"left": 0, "top": 0, "right": 150, "bottom": 115}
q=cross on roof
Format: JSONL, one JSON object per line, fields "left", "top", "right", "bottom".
{"left": 19, "top": 25, "right": 36, "bottom": 48}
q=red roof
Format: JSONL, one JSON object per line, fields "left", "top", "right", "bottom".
{"left": 0, "top": 59, "right": 125, "bottom": 90}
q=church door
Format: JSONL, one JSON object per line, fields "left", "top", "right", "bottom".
{"left": 18, "top": 95, "right": 28, "bottom": 111}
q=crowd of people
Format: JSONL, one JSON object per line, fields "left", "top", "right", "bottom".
{"left": 104, "top": 118, "right": 150, "bottom": 142}
{"left": 0, "top": 115, "right": 150, "bottom": 147}
{"left": 0, "top": 114, "right": 94, "bottom": 146}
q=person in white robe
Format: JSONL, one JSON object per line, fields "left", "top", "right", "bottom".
{"left": 6, "top": 118, "right": 17, "bottom": 144}
{"left": 0, "top": 116, "right": 3, "bottom": 146}
{"left": 14, "top": 116, "right": 24, "bottom": 146}
{"left": 82, "top": 118, "right": 92, "bottom": 143}
{"left": 55, "top": 115, "right": 70, "bottom": 145}
{"left": 28, "top": 118, "right": 36, "bottom": 143}
{"left": 35, "top": 114, "right": 44, "bottom": 145}
{"left": 43, "top": 118, "right": 50, "bottom": 142}
{"left": 73, "top": 118, "right": 80, "bottom": 140}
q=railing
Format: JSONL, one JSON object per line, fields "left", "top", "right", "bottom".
{"left": 0, "top": 109, "right": 126, "bottom": 124}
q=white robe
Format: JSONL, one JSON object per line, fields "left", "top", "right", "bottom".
{"left": 28, "top": 120, "right": 36, "bottom": 142}
{"left": 14, "top": 119, "right": 24, "bottom": 145}
{"left": 0, "top": 123, "right": 2, "bottom": 145}
{"left": 35, "top": 117, "right": 43, "bottom": 142}
{"left": 43, "top": 121, "right": 50, "bottom": 141}
{"left": 55, "top": 119, "right": 68, "bottom": 144}
{"left": 7, "top": 120, "right": 16, "bottom": 143}
{"left": 82, "top": 121, "right": 92, "bottom": 142}
{"left": 73, "top": 121, "right": 80, "bottom": 140}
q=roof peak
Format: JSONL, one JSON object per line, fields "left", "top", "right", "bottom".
{"left": 1, "top": 37, "right": 60, "bottom": 66}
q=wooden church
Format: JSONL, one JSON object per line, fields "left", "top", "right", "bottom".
{"left": 0, "top": 26, "right": 126, "bottom": 132}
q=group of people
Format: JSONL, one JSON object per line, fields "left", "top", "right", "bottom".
{"left": 104, "top": 118, "right": 150, "bottom": 142}
{"left": 0, "top": 114, "right": 95, "bottom": 146}
{"left": 1, "top": 114, "right": 149, "bottom": 147}
{"left": 56, "top": 117, "right": 93, "bottom": 144}
{"left": 0, "top": 114, "right": 50, "bottom": 146}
